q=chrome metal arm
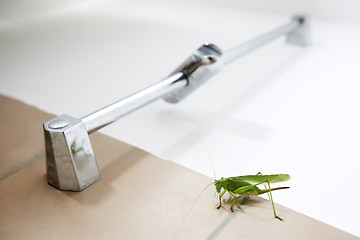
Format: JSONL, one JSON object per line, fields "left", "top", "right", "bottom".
{"left": 43, "top": 15, "right": 310, "bottom": 191}
{"left": 223, "top": 15, "right": 310, "bottom": 64}
{"left": 82, "top": 72, "right": 188, "bottom": 134}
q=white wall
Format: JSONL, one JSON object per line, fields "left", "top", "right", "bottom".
{"left": 1, "top": 0, "right": 360, "bottom": 25}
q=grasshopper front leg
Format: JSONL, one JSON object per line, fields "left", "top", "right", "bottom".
{"left": 217, "top": 189, "right": 227, "bottom": 209}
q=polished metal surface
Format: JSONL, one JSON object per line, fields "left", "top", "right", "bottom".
{"left": 82, "top": 72, "right": 188, "bottom": 133}
{"left": 163, "top": 43, "right": 223, "bottom": 103}
{"left": 48, "top": 119, "right": 69, "bottom": 129}
{"left": 223, "top": 15, "right": 310, "bottom": 64}
{"left": 286, "top": 15, "right": 311, "bottom": 46}
{"left": 44, "top": 15, "right": 310, "bottom": 191}
{"left": 44, "top": 115, "right": 100, "bottom": 191}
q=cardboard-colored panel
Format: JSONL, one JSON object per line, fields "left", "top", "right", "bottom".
{"left": 0, "top": 95, "right": 358, "bottom": 240}
{"left": 0, "top": 95, "right": 53, "bottom": 178}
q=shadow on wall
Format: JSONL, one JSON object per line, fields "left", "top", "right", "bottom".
{"left": 158, "top": 46, "right": 308, "bottom": 160}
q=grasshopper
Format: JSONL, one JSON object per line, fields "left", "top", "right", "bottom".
{"left": 214, "top": 173, "right": 290, "bottom": 221}
{"left": 192, "top": 131, "right": 291, "bottom": 221}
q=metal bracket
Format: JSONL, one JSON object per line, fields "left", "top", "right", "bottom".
{"left": 286, "top": 15, "right": 311, "bottom": 46}
{"left": 44, "top": 115, "right": 100, "bottom": 191}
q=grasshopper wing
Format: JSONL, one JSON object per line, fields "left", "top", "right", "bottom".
{"left": 234, "top": 174, "right": 290, "bottom": 184}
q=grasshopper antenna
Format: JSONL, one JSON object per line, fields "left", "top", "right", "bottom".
{"left": 176, "top": 182, "right": 214, "bottom": 235}
{"left": 194, "top": 130, "right": 217, "bottom": 180}
{"left": 176, "top": 130, "right": 217, "bottom": 236}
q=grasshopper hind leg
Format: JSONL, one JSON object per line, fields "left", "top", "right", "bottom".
{"left": 264, "top": 180, "right": 284, "bottom": 221}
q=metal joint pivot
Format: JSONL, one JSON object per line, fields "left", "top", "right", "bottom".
{"left": 44, "top": 15, "right": 310, "bottom": 191}
{"left": 163, "top": 43, "right": 224, "bottom": 103}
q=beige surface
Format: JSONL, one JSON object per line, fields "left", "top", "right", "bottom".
{"left": 0, "top": 95, "right": 54, "bottom": 178}
{"left": 0, "top": 94, "right": 358, "bottom": 240}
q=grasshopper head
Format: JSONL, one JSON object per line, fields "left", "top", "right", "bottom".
{"left": 214, "top": 177, "right": 225, "bottom": 193}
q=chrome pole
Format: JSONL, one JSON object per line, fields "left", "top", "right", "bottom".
{"left": 82, "top": 15, "right": 310, "bottom": 134}
{"left": 82, "top": 72, "right": 187, "bottom": 133}
{"left": 223, "top": 19, "right": 301, "bottom": 64}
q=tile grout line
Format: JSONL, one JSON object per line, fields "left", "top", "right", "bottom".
{"left": 206, "top": 197, "right": 249, "bottom": 240}
{"left": 207, "top": 209, "right": 239, "bottom": 240}
{"left": 0, "top": 154, "right": 45, "bottom": 182}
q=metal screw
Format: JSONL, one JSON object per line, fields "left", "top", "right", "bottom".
{"left": 48, "top": 119, "right": 68, "bottom": 129}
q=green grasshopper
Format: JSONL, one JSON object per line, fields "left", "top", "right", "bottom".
{"left": 214, "top": 173, "right": 290, "bottom": 221}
